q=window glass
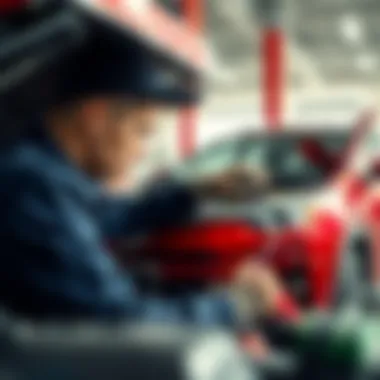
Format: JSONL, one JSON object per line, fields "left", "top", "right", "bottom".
{"left": 177, "top": 131, "right": 350, "bottom": 189}
{"left": 178, "top": 140, "right": 240, "bottom": 178}
{"left": 241, "top": 133, "right": 349, "bottom": 188}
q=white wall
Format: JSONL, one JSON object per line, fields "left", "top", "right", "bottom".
{"left": 197, "top": 86, "right": 378, "bottom": 147}
{"left": 135, "top": 86, "right": 378, "bottom": 185}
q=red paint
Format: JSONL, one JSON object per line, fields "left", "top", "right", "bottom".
{"left": 182, "top": 0, "right": 203, "bottom": 30}
{"left": 307, "top": 212, "right": 345, "bottom": 308}
{"left": 122, "top": 217, "right": 339, "bottom": 308}
{"left": 135, "top": 221, "right": 266, "bottom": 283}
{"left": 139, "top": 221, "right": 267, "bottom": 282}
{"left": 114, "top": 112, "right": 380, "bottom": 312}
{"left": 261, "top": 28, "right": 284, "bottom": 130}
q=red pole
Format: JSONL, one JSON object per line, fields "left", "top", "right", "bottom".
{"left": 182, "top": 0, "right": 203, "bottom": 30}
{"left": 261, "top": 28, "right": 285, "bottom": 130}
{"left": 178, "top": 0, "right": 203, "bottom": 158}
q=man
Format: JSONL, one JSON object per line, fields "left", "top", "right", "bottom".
{"left": 0, "top": 30, "right": 273, "bottom": 324}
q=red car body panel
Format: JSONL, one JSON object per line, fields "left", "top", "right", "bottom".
{"left": 135, "top": 221, "right": 268, "bottom": 282}
{"left": 119, "top": 111, "right": 380, "bottom": 310}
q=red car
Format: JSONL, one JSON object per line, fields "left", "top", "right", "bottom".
{"left": 119, "top": 112, "right": 380, "bottom": 311}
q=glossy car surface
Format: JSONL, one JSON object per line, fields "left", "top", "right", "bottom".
{"left": 120, "top": 113, "right": 380, "bottom": 310}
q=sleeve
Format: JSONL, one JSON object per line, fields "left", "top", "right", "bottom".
{"left": 1, "top": 168, "right": 236, "bottom": 325}
{"left": 101, "top": 181, "right": 197, "bottom": 237}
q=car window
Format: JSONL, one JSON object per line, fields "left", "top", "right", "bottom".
{"left": 176, "top": 131, "right": 350, "bottom": 189}
{"left": 178, "top": 140, "right": 240, "bottom": 178}
{"left": 239, "top": 134, "right": 349, "bottom": 187}
{"left": 240, "top": 142, "right": 265, "bottom": 168}
{"left": 266, "top": 138, "right": 325, "bottom": 186}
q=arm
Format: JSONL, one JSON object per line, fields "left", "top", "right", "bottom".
{"left": 101, "top": 181, "right": 197, "bottom": 237}
{"left": 0, "top": 167, "right": 235, "bottom": 325}
{"left": 101, "top": 165, "right": 270, "bottom": 238}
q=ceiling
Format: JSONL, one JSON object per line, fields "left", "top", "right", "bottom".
{"left": 204, "top": 0, "right": 380, "bottom": 91}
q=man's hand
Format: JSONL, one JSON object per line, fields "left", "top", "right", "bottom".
{"left": 194, "top": 165, "right": 271, "bottom": 201}
{"left": 233, "top": 261, "right": 284, "bottom": 319}
{"left": 231, "top": 260, "right": 301, "bottom": 326}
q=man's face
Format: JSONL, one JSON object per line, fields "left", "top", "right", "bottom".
{"left": 79, "top": 98, "right": 159, "bottom": 180}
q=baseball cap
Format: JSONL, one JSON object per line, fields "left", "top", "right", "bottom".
{"left": 53, "top": 20, "right": 200, "bottom": 106}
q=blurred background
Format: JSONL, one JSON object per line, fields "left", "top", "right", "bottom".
{"left": 149, "top": 0, "right": 379, "bottom": 173}
{"left": 1, "top": 1, "right": 380, "bottom": 379}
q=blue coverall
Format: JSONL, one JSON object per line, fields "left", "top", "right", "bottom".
{"left": 0, "top": 129, "right": 235, "bottom": 325}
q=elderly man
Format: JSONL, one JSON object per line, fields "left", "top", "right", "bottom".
{"left": 0, "top": 25, "right": 275, "bottom": 325}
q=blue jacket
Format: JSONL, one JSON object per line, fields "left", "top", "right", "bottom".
{"left": 0, "top": 130, "right": 235, "bottom": 325}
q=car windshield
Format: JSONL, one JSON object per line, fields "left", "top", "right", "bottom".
{"left": 177, "top": 131, "right": 351, "bottom": 190}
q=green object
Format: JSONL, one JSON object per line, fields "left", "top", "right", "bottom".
{"left": 294, "top": 307, "right": 365, "bottom": 367}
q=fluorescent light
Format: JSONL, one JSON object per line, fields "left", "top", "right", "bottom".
{"left": 340, "top": 14, "right": 363, "bottom": 44}
{"left": 355, "top": 53, "right": 377, "bottom": 72}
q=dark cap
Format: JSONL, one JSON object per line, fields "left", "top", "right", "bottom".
{"left": 54, "top": 22, "right": 200, "bottom": 106}
{"left": 0, "top": 0, "right": 201, "bottom": 126}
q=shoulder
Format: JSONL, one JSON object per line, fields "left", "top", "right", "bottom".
{"left": 0, "top": 137, "right": 101, "bottom": 206}
{"left": 0, "top": 134, "right": 85, "bottom": 203}
{"left": 0, "top": 139, "right": 60, "bottom": 187}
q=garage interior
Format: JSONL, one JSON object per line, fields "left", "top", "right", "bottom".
{"left": 1, "top": 1, "right": 380, "bottom": 379}
{"left": 147, "top": 0, "right": 380, "bottom": 179}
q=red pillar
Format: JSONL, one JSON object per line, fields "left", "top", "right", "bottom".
{"left": 182, "top": 0, "right": 203, "bottom": 30}
{"left": 261, "top": 28, "right": 285, "bottom": 130}
{"left": 178, "top": 0, "right": 203, "bottom": 158}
